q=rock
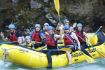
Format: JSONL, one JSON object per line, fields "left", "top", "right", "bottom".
{"left": 0, "top": 0, "right": 105, "bottom": 31}
{"left": 59, "top": 0, "right": 105, "bottom": 31}
{"left": 30, "top": 0, "right": 42, "bottom": 9}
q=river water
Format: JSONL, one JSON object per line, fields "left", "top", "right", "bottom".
{"left": 0, "top": 58, "right": 105, "bottom": 70}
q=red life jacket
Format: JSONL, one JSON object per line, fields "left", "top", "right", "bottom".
{"left": 45, "top": 35, "right": 55, "bottom": 47}
{"left": 76, "top": 31, "right": 85, "bottom": 43}
{"left": 32, "top": 32, "right": 41, "bottom": 42}
{"left": 63, "top": 33, "right": 74, "bottom": 45}
{"left": 8, "top": 33, "right": 17, "bottom": 42}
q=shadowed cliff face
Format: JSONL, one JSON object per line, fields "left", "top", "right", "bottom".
{"left": 0, "top": 0, "right": 105, "bottom": 31}
{"left": 60, "top": 0, "right": 105, "bottom": 31}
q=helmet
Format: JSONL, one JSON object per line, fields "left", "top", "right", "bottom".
{"left": 44, "top": 23, "right": 49, "bottom": 26}
{"left": 8, "top": 24, "right": 16, "bottom": 29}
{"left": 48, "top": 26, "right": 53, "bottom": 30}
{"left": 73, "top": 22, "right": 77, "bottom": 28}
{"left": 64, "top": 25, "right": 70, "bottom": 30}
{"left": 35, "top": 24, "right": 41, "bottom": 28}
{"left": 77, "top": 23, "right": 83, "bottom": 27}
{"left": 64, "top": 19, "right": 69, "bottom": 24}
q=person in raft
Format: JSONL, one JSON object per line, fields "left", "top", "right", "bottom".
{"left": 75, "top": 23, "right": 92, "bottom": 57}
{"left": 63, "top": 25, "right": 80, "bottom": 52}
{"left": 0, "top": 24, "right": 20, "bottom": 44}
{"left": 63, "top": 24, "right": 91, "bottom": 57}
{"left": 31, "top": 24, "right": 45, "bottom": 49}
{"left": 41, "top": 25, "right": 71, "bottom": 68}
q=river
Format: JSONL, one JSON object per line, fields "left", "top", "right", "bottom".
{"left": 0, "top": 58, "right": 105, "bottom": 70}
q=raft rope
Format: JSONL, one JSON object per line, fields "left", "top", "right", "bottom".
{"left": 0, "top": 46, "right": 68, "bottom": 59}
{"left": 1, "top": 47, "right": 45, "bottom": 58}
{"left": 3, "top": 49, "right": 8, "bottom": 61}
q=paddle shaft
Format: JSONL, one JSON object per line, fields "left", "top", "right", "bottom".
{"left": 38, "top": 44, "right": 47, "bottom": 52}
{"left": 89, "top": 26, "right": 102, "bottom": 42}
{"left": 76, "top": 29, "right": 105, "bottom": 58}
{"left": 32, "top": 41, "right": 42, "bottom": 44}
{"left": 76, "top": 26, "right": 102, "bottom": 47}
{"left": 65, "top": 33, "right": 93, "bottom": 58}
{"left": 65, "top": 34, "right": 78, "bottom": 50}
{"left": 78, "top": 35, "right": 105, "bottom": 58}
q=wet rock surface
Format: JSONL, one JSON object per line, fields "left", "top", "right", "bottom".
{"left": 0, "top": 0, "right": 105, "bottom": 31}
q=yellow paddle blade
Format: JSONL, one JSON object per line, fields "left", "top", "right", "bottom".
{"left": 60, "top": 48, "right": 72, "bottom": 52}
{"left": 54, "top": 0, "right": 60, "bottom": 16}
{"left": 97, "top": 48, "right": 105, "bottom": 57}
{"left": 85, "top": 55, "right": 94, "bottom": 63}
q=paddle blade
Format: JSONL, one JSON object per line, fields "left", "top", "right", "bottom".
{"left": 54, "top": 0, "right": 60, "bottom": 16}
{"left": 97, "top": 48, "right": 105, "bottom": 57}
{"left": 85, "top": 55, "right": 94, "bottom": 63}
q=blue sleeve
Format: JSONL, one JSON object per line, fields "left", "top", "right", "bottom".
{"left": 40, "top": 32, "right": 46, "bottom": 43}
{"left": 40, "top": 32, "right": 45, "bottom": 37}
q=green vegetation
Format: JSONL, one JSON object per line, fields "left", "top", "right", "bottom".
{"left": 0, "top": 0, "right": 105, "bottom": 31}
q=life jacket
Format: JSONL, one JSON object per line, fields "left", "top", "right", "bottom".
{"left": 76, "top": 31, "right": 85, "bottom": 43}
{"left": 45, "top": 34, "right": 56, "bottom": 47}
{"left": 32, "top": 32, "right": 41, "bottom": 42}
{"left": 63, "top": 33, "right": 74, "bottom": 45}
{"left": 8, "top": 33, "right": 17, "bottom": 42}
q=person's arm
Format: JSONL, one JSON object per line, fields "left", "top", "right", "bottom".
{"left": 73, "top": 33, "right": 81, "bottom": 50}
{"left": 60, "top": 24, "right": 64, "bottom": 35}
{"left": 0, "top": 32, "right": 9, "bottom": 41}
{"left": 0, "top": 32, "right": 5, "bottom": 40}
{"left": 40, "top": 33, "right": 46, "bottom": 44}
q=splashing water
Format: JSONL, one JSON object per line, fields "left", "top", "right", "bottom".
{"left": 0, "top": 58, "right": 105, "bottom": 70}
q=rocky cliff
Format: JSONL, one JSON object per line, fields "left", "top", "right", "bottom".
{"left": 0, "top": 0, "right": 105, "bottom": 31}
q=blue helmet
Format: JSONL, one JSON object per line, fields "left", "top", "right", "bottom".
{"left": 8, "top": 24, "right": 16, "bottom": 29}
{"left": 64, "top": 25, "right": 70, "bottom": 30}
{"left": 77, "top": 23, "right": 83, "bottom": 27}
{"left": 48, "top": 26, "right": 53, "bottom": 30}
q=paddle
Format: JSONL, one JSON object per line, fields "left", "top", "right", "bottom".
{"left": 38, "top": 44, "right": 47, "bottom": 52}
{"left": 76, "top": 26, "right": 105, "bottom": 58}
{"left": 85, "top": 26, "right": 105, "bottom": 57}
{"left": 77, "top": 34, "right": 105, "bottom": 58}
{"left": 31, "top": 41, "right": 42, "bottom": 44}
{"left": 65, "top": 34, "right": 94, "bottom": 63}
{"left": 88, "top": 26, "right": 102, "bottom": 43}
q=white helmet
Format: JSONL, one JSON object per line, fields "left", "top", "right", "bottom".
{"left": 8, "top": 24, "right": 16, "bottom": 29}
{"left": 48, "top": 26, "right": 53, "bottom": 30}
{"left": 35, "top": 24, "right": 41, "bottom": 28}
{"left": 44, "top": 23, "right": 49, "bottom": 26}
{"left": 73, "top": 22, "right": 77, "bottom": 28}
{"left": 77, "top": 23, "right": 83, "bottom": 27}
